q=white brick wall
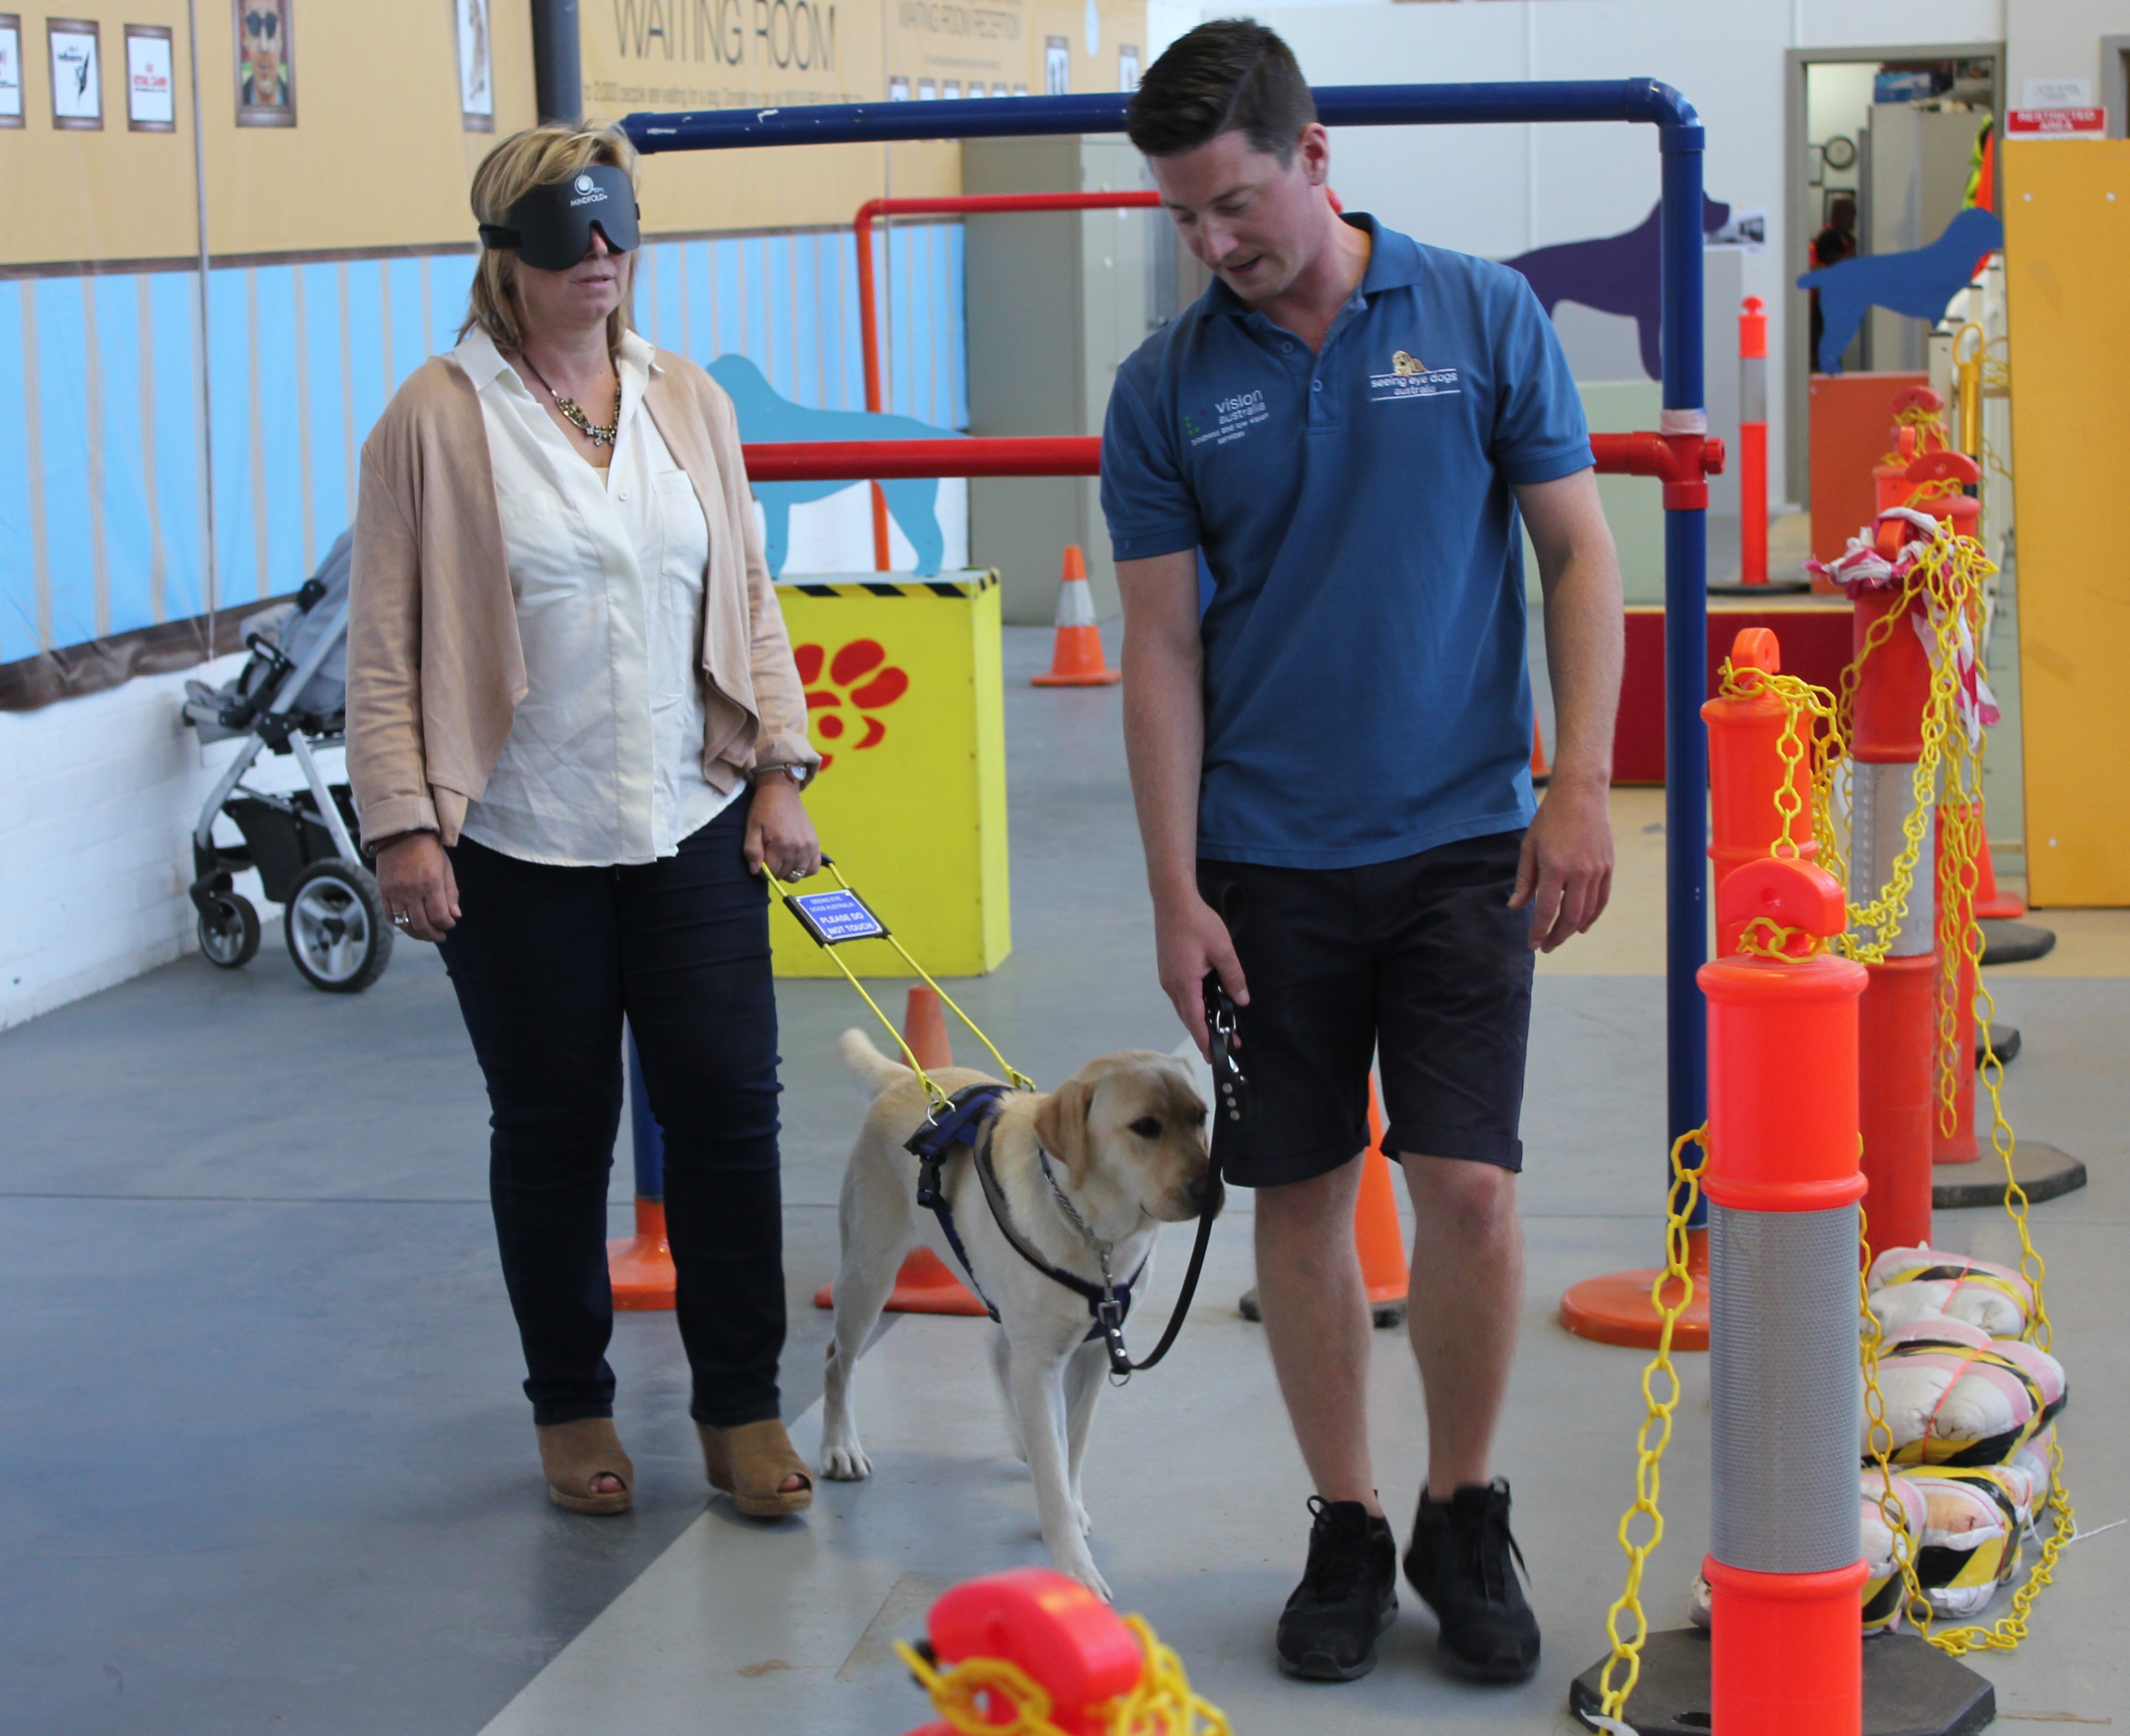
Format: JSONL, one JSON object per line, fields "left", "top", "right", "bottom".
{"left": 0, "top": 655, "right": 259, "bottom": 1030}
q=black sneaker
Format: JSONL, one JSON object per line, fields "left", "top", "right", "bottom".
{"left": 1402, "top": 1479, "right": 1541, "bottom": 1683}
{"left": 1275, "top": 1497, "right": 1398, "bottom": 1681}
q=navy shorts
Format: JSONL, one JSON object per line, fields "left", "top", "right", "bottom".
{"left": 1197, "top": 830, "right": 1535, "bottom": 1189}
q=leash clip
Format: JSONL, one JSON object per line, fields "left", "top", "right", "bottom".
{"left": 1204, "top": 975, "right": 1247, "bottom": 1126}
{"left": 914, "top": 1152, "right": 945, "bottom": 1212}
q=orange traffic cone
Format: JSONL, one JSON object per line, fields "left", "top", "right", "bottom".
{"left": 1240, "top": 1075, "right": 1409, "bottom": 1328}
{"left": 609, "top": 1034, "right": 677, "bottom": 1310}
{"left": 1971, "top": 826, "right": 2025, "bottom": 921}
{"left": 1530, "top": 718, "right": 1550, "bottom": 787}
{"left": 815, "top": 985, "right": 990, "bottom": 1317}
{"left": 1031, "top": 546, "right": 1122, "bottom": 687}
{"left": 1354, "top": 1077, "right": 1411, "bottom": 1327}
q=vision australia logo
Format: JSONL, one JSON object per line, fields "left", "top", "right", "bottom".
{"left": 1370, "top": 348, "right": 1460, "bottom": 403}
{"left": 1187, "top": 389, "right": 1270, "bottom": 449}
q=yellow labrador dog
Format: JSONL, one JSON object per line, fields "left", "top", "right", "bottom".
{"left": 820, "top": 1032, "right": 1219, "bottom": 1598}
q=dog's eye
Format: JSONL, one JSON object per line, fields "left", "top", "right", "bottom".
{"left": 1129, "top": 1116, "right": 1163, "bottom": 1139}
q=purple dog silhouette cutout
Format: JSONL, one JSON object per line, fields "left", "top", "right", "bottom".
{"left": 1795, "top": 206, "right": 2004, "bottom": 374}
{"left": 1502, "top": 195, "right": 1732, "bottom": 381}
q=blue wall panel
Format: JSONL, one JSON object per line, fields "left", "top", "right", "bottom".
{"left": 206, "top": 268, "right": 257, "bottom": 605}
{"left": 147, "top": 272, "right": 205, "bottom": 624}
{"left": 91, "top": 275, "right": 153, "bottom": 640}
{"left": 0, "top": 284, "right": 32, "bottom": 664}
{"left": 252, "top": 266, "right": 308, "bottom": 596}
{"left": 34, "top": 279, "right": 96, "bottom": 647}
{"left": 299, "top": 261, "right": 348, "bottom": 567}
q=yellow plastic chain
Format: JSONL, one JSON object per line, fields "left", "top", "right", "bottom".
{"left": 895, "top": 1613, "right": 1231, "bottom": 1736}
{"left": 1593, "top": 1125, "right": 1706, "bottom": 1727}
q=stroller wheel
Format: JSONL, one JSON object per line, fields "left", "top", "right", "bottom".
{"left": 284, "top": 860, "right": 394, "bottom": 994}
{"left": 197, "top": 891, "right": 261, "bottom": 970}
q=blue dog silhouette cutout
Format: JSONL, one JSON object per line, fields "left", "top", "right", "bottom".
{"left": 1503, "top": 195, "right": 1731, "bottom": 381}
{"left": 708, "top": 354, "right": 964, "bottom": 577}
{"left": 1797, "top": 207, "right": 2004, "bottom": 374}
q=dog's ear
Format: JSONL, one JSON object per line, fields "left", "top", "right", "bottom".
{"left": 1033, "top": 1076, "right": 1095, "bottom": 1187}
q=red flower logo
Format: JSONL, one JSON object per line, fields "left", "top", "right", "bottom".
{"left": 794, "top": 638, "right": 910, "bottom": 772}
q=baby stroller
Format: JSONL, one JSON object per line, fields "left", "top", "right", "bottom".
{"left": 181, "top": 530, "right": 393, "bottom": 993}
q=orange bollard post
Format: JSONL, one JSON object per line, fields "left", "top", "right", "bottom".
{"left": 1703, "top": 627, "right": 1816, "bottom": 955}
{"left": 1354, "top": 1077, "right": 1411, "bottom": 1328}
{"left": 1738, "top": 298, "right": 1769, "bottom": 586}
{"left": 1847, "top": 447, "right": 1981, "bottom": 1251}
{"left": 609, "top": 1031, "right": 677, "bottom": 1310}
{"left": 814, "top": 985, "right": 990, "bottom": 1317}
{"left": 1031, "top": 546, "right": 1123, "bottom": 687}
{"left": 1699, "top": 856, "right": 1869, "bottom": 1736}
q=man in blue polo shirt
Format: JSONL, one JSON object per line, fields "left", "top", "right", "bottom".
{"left": 1104, "top": 22, "right": 1623, "bottom": 1688}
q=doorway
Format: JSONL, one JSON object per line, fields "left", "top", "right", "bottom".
{"left": 1783, "top": 46, "right": 2002, "bottom": 509}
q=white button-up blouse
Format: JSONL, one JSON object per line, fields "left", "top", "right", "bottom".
{"left": 455, "top": 328, "right": 741, "bottom": 867}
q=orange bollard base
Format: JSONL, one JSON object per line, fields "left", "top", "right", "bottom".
{"left": 1569, "top": 1619, "right": 1995, "bottom": 1734}
{"left": 608, "top": 1197, "right": 677, "bottom": 1311}
{"left": 1859, "top": 953, "right": 1938, "bottom": 1255}
{"left": 1558, "top": 1228, "right": 1710, "bottom": 1351}
{"left": 1707, "top": 1558, "right": 1866, "bottom": 1735}
{"left": 815, "top": 1244, "right": 991, "bottom": 1316}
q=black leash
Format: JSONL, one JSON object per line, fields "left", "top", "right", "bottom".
{"left": 899, "top": 983, "right": 1243, "bottom": 1381}
{"left": 1107, "top": 977, "right": 1241, "bottom": 1379}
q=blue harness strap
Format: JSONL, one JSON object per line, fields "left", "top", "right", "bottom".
{"left": 904, "top": 1083, "right": 1015, "bottom": 1322}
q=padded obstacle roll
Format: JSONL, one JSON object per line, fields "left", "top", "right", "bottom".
{"left": 1709, "top": 1203, "right": 1866, "bottom": 1574}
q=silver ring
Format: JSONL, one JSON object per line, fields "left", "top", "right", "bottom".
{"left": 392, "top": 912, "right": 411, "bottom": 927}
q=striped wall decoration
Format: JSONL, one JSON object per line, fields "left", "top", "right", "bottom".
{"left": 0, "top": 221, "right": 968, "bottom": 675}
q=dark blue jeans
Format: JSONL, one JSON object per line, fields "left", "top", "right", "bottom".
{"left": 438, "top": 803, "right": 785, "bottom": 1428}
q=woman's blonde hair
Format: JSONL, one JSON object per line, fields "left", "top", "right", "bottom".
{"left": 461, "top": 123, "right": 639, "bottom": 355}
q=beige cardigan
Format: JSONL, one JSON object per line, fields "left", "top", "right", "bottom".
{"left": 346, "top": 346, "right": 819, "bottom": 850}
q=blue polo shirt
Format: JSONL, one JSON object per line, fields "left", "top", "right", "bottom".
{"left": 1101, "top": 215, "right": 1592, "bottom": 869}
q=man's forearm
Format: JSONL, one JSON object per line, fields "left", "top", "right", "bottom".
{"left": 1121, "top": 628, "right": 1206, "bottom": 908}
{"left": 1540, "top": 549, "right": 1624, "bottom": 791}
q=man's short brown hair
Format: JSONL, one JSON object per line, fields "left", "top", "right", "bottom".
{"left": 1126, "top": 20, "right": 1317, "bottom": 163}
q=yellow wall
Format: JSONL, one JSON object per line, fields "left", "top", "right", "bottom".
{"left": 2004, "top": 140, "right": 2130, "bottom": 906}
{"left": 584, "top": 0, "right": 1147, "bottom": 232}
{"left": 0, "top": 0, "right": 537, "bottom": 268}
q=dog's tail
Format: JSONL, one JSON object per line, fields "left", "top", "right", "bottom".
{"left": 839, "top": 1027, "right": 913, "bottom": 1096}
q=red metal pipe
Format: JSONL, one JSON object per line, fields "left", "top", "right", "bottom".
{"left": 741, "top": 430, "right": 1725, "bottom": 485}
{"left": 856, "top": 190, "right": 1161, "bottom": 569}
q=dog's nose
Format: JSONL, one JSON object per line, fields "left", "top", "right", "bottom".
{"left": 1187, "top": 1173, "right": 1225, "bottom": 1214}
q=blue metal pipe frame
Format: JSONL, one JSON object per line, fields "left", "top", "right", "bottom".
{"left": 624, "top": 79, "right": 1711, "bottom": 1225}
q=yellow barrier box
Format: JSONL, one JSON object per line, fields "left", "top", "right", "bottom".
{"left": 770, "top": 570, "right": 1011, "bottom": 977}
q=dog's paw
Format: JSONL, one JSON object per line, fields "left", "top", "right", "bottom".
{"left": 819, "top": 1438, "right": 872, "bottom": 1481}
{"left": 1073, "top": 1497, "right": 1093, "bottom": 1535}
{"left": 1059, "top": 1557, "right": 1113, "bottom": 1604}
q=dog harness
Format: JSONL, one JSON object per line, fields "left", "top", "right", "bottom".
{"left": 905, "top": 1084, "right": 1146, "bottom": 1366}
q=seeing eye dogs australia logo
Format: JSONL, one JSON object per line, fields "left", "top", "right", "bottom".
{"left": 1371, "top": 348, "right": 1460, "bottom": 403}
{"left": 1186, "top": 388, "right": 1271, "bottom": 449}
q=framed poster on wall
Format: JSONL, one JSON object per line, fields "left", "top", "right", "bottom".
{"left": 235, "top": 0, "right": 294, "bottom": 126}
{"left": 1045, "top": 35, "right": 1068, "bottom": 95}
{"left": 125, "top": 25, "right": 174, "bottom": 131}
{"left": 455, "top": 0, "right": 491, "bottom": 131}
{"left": 47, "top": 17, "right": 101, "bottom": 129}
{"left": 0, "top": 15, "right": 22, "bottom": 127}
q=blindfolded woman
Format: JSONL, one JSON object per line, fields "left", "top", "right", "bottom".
{"left": 347, "top": 123, "right": 820, "bottom": 1521}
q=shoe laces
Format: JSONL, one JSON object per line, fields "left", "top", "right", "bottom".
{"left": 1301, "top": 1496, "right": 1376, "bottom": 1603}
{"left": 1459, "top": 1482, "right": 1529, "bottom": 1606}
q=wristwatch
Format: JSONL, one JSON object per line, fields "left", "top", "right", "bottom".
{"left": 755, "top": 764, "right": 811, "bottom": 789}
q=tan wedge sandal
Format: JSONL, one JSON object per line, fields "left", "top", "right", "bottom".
{"left": 536, "top": 1418, "right": 635, "bottom": 1515}
{"left": 697, "top": 1418, "right": 814, "bottom": 1517}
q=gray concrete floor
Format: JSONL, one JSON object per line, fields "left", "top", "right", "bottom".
{"left": 2, "top": 627, "right": 2124, "bottom": 1735}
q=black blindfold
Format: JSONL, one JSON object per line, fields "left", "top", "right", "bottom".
{"left": 478, "top": 164, "right": 641, "bottom": 270}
